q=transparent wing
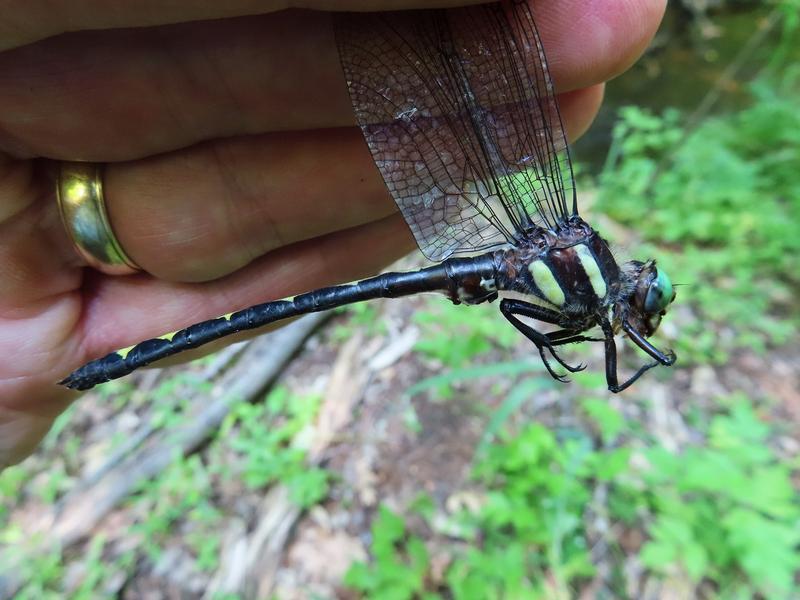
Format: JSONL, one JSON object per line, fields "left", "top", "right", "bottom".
{"left": 335, "top": 0, "right": 577, "bottom": 262}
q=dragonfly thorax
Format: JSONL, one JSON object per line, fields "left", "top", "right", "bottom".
{"left": 496, "top": 220, "right": 621, "bottom": 320}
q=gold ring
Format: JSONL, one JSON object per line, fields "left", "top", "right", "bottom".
{"left": 56, "top": 161, "right": 141, "bottom": 275}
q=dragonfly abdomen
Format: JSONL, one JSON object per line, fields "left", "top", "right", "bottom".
{"left": 60, "top": 255, "right": 499, "bottom": 391}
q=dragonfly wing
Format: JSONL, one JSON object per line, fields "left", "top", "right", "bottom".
{"left": 335, "top": 0, "right": 577, "bottom": 262}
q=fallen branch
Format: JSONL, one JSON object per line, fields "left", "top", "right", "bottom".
{"left": 0, "top": 313, "right": 328, "bottom": 599}
{"left": 207, "top": 332, "right": 373, "bottom": 598}
{"left": 55, "top": 313, "right": 329, "bottom": 546}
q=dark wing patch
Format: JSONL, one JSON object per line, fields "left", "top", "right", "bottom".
{"left": 335, "top": 0, "right": 576, "bottom": 261}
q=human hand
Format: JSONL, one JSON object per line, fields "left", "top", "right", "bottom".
{"left": 0, "top": 0, "right": 666, "bottom": 467}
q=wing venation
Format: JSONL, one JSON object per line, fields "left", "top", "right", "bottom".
{"left": 335, "top": 0, "right": 576, "bottom": 261}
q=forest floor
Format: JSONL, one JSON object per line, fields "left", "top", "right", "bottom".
{"left": 2, "top": 241, "right": 797, "bottom": 598}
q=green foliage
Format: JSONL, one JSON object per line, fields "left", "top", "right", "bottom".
{"left": 410, "top": 300, "right": 537, "bottom": 399}
{"left": 41, "top": 405, "right": 77, "bottom": 452}
{"left": 414, "top": 301, "right": 518, "bottom": 368}
{"left": 615, "top": 397, "right": 800, "bottom": 598}
{"left": 1, "top": 380, "right": 334, "bottom": 594}
{"left": 406, "top": 359, "right": 544, "bottom": 401}
{"left": 9, "top": 545, "right": 65, "bottom": 599}
{"left": 477, "top": 377, "right": 557, "bottom": 455}
{"left": 345, "top": 393, "right": 798, "bottom": 599}
{"left": 580, "top": 398, "right": 625, "bottom": 445}
{"left": 344, "top": 506, "right": 431, "bottom": 600}
{"left": 215, "top": 387, "right": 330, "bottom": 508}
{"left": 0, "top": 464, "right": 30, "bottom": 524}
{"left": 448, "top": 424, "right": 597, "bottom": 598}
{"left": 130, "top": 387, "right": 331, "bottom": 576}
{"left": 6, "top": 534, "right": 135, "bottom": 598}
{"left": 768, "top": 1, "right": 800, "bottom": 72}
{"left": 30, "top": 462, "right": 72, "bottom": 504}
{"left": 94, "top": 378, "right": 136, "bottom": 403}
{"left": 595, "top": 77, "right": 800, "bottom": 363}
{"left": 132, "top": 454, "right": 222, "bottom": 568}
{"left": 70, "top": 535, "right": 127, "bottom": 599}
{"left": 332, "top": 302, "right": 385, "bottom": 340}
{"left": 283, "top": 467, "right": 330, "bottom": 509}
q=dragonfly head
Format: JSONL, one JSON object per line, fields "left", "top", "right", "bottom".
{"left": 619, "top": 259, "right": 676, "bottom": 337}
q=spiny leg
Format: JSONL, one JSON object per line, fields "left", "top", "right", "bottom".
{"left": 501, "top": 300, "right": 590, "bottom": 372}
{"left": 600, "top": 318, "right": 660, "bottom": 393}
{"left": 547, "top": 329, "right": 605, "bottom": 346}
{"left": 622, "top": 321, "right": 677, "bottom": 366}
{"left": 500, "top": 299, "right": 587, "bottom": 382}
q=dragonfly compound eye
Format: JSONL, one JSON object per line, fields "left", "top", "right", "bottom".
{"left": 644, "top": 268, "right": 675, "bottom": 315}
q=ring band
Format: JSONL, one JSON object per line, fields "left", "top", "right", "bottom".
{"left": 56, "top": 162, "right": 141, "bottom": 275}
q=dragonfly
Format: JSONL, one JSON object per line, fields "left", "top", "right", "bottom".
{"left": 61, "top": 0, "right": 677, "bottom": 393}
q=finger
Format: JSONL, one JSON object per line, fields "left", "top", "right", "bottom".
{"left": 541, "top": 0, "right": 666, "bottom": 91}
{"left": 0, "top": 0, "right": 490, "bottom": 52}
{"left": 0, "top": 159, "right": 79, "bottom": 309}
{"left": 562, "top": 84, "right": 605, "bottom": 142}
{"left": 102, "top": 84, "right": 604, "bottom": 282}
{"left": 63, "top": 213, "right": 415, "bottom": 366}
{"left": 1, "top": 400, "right": 72, "bottom": 468}
{"left": 0, "top": 0, "right": 662, "bottom": 160}
{"left": 108, "top": 127, "right": 395, "bottom": 282}
{"left": 0, "top": 159, "right": 78, "bottom": 437}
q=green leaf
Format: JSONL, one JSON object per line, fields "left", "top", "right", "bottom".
{"left": 374, "top": 506, "right": 407, "bottom": 548}
{"left": 286, "top": 468, "right": 330, "bottom": 508}
{"left": 581, "top": 398, "right": 625, "bottom": 444}
{"left": 683, "top": 542, "right": 709, "bottom": 582}
{"left": 640, "top": 540, "right": 677, "bottom": 571}
{"left": 344, "top": 561, "right": 375, "bottom": 590}
{"left": 722, "top": 508, "right": 800, "bottom": 597}
{"left": 593, "top": 447, "right": 632, "bottom": 481}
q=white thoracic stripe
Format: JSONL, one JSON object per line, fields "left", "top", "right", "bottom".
{"left": 575, "top": 244, "right": 607, "bottom": 299}
{"left": 529, "top": 260, "right": 566, "bottom": 307}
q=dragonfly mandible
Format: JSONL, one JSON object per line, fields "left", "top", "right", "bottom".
{"left": 61, "top": 0, "right": 677, "bottom": 393}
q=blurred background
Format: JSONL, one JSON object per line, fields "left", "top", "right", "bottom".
{"left": 1, "top": 1, "right": 798, "bottom": 598}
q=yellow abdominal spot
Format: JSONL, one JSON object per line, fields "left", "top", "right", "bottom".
{"left": 117, "top": 345, "right": 135, "bottom": 360}
{"left": 117, "top": 330, "right": 177, "bottom": 360}
{"left": 530, "top": 261, "right": 565, "bottom": 307}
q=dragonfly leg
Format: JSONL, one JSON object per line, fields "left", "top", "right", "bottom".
{"left": 622, "top": 320, "right": 677, "bottom": 366}
{"left": 547, "top": 329, "right": 605, "bottom": 346}
{"left": 600, "top": 318, "right": 660, "bottom": 393}
{"left": 500, "top": 299, "right": 587, "bottom": 382}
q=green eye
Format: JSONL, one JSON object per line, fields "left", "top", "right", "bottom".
{"left": 644, "top": 269, "right": 674, "bottom": 314}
